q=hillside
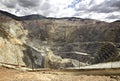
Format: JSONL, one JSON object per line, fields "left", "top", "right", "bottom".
{"left": 0, "top": 10, "right": 120, "bottom": 69}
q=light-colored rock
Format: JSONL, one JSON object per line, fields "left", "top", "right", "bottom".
{"left": 0, "top": 10, "right": 120, "bottom": 70}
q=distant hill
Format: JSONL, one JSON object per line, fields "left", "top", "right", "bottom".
{"left": 0, "top": 10, "right": 46, "bottom": 20}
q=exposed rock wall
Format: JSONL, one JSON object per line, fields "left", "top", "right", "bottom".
{"left": 0, "top": 24, "right": 44, "bottom": 69}
{"left": 0, "top": 10, "right": 120, "bottom": 69}
{"left": 19, "top": 19, "right": 120, "bottom": 64}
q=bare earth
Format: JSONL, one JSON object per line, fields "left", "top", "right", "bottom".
{"left": 0, "top": 67, "right": 120, "bottom": 81}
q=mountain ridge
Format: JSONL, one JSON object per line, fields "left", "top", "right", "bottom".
{"left": 0, "top": 10, "right": 114, "bottom": 23}
{"left": 0, "top": 10, "right": 46, "bottom": 20}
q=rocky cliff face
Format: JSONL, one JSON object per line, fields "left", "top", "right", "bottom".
{"left": 0, "top": 23, "right": 44, "bottom": 69}
{"left": 0, "top": 10, "right": 120, "bottom": 69}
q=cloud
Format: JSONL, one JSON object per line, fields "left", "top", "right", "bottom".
{"left": 0, "top": 0, "right": 17, "bottom": 8}
{"left": 88, "top": 0, "right": 120, "bottom": 13}
{"left": 18, "top": 0, "right": 41, "bottom": 7}
{"left": 68, "top": 0, "right": 81, "bottom": 8}
{"left": 2, "top": 0, "right": 16, "bottom": 8}
{"left": 74, "top": 0, "right": 120, "bottom": 13}
{"left": 0, "top": 0, "right": 120, "bottom": 22}
{"left": 106, "top": 14, "right": 120, "bottom": 19}
{"left": 74, "top": 0, "right": 120, "bottom": 22}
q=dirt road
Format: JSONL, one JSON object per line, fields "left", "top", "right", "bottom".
{"left": 0, "top": 67, "right": 120, "bottom": 81}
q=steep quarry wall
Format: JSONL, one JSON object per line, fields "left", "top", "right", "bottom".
{"left": 0, "top": 23, "right": 44, "bottom": 69}
{"left": 20, "top": 19, "right": 120, "bottom": 63}
{"left": 0, "top": 10, "right": 120, "bottom": 69}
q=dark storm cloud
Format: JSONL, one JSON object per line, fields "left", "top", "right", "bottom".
{"left": 89, "top": 5, "right": 116, "bottom": 13}
{"left": 1, "top": 0, "right": 17, "bottom": 8}
{"left": 0, "top": 0, "right": 53, "bottom": 16}
{"left": 18, "top": 0, "right": 40, "bottom": 7}
{"left": 89, "top": 0, "right": 120, "bottom": 13}
{"left": 75, "top": 0, "right": 120, "bottom": 13}
{"left": 1, "top": 0, "right": 44, "bottom": 8}
{"left": 106, "top": 15, "right": 120, "bottom": 19}
{"left": 18, "top": 0, "right": 41, "bottom": 7}
{"left": 110, "top": 0, "right": 120, "bottom": 8}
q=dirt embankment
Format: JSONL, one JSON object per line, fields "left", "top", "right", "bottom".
{"left": 0, "top": 67, "right": 120, "bottom": 81}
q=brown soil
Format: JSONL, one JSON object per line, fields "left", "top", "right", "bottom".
{"left": 0, "top": 67, "right": 120, "bottom": 81}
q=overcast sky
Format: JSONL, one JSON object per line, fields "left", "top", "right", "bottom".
{"left": 0, "top": 0, "right": 120, "bottom": 22}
